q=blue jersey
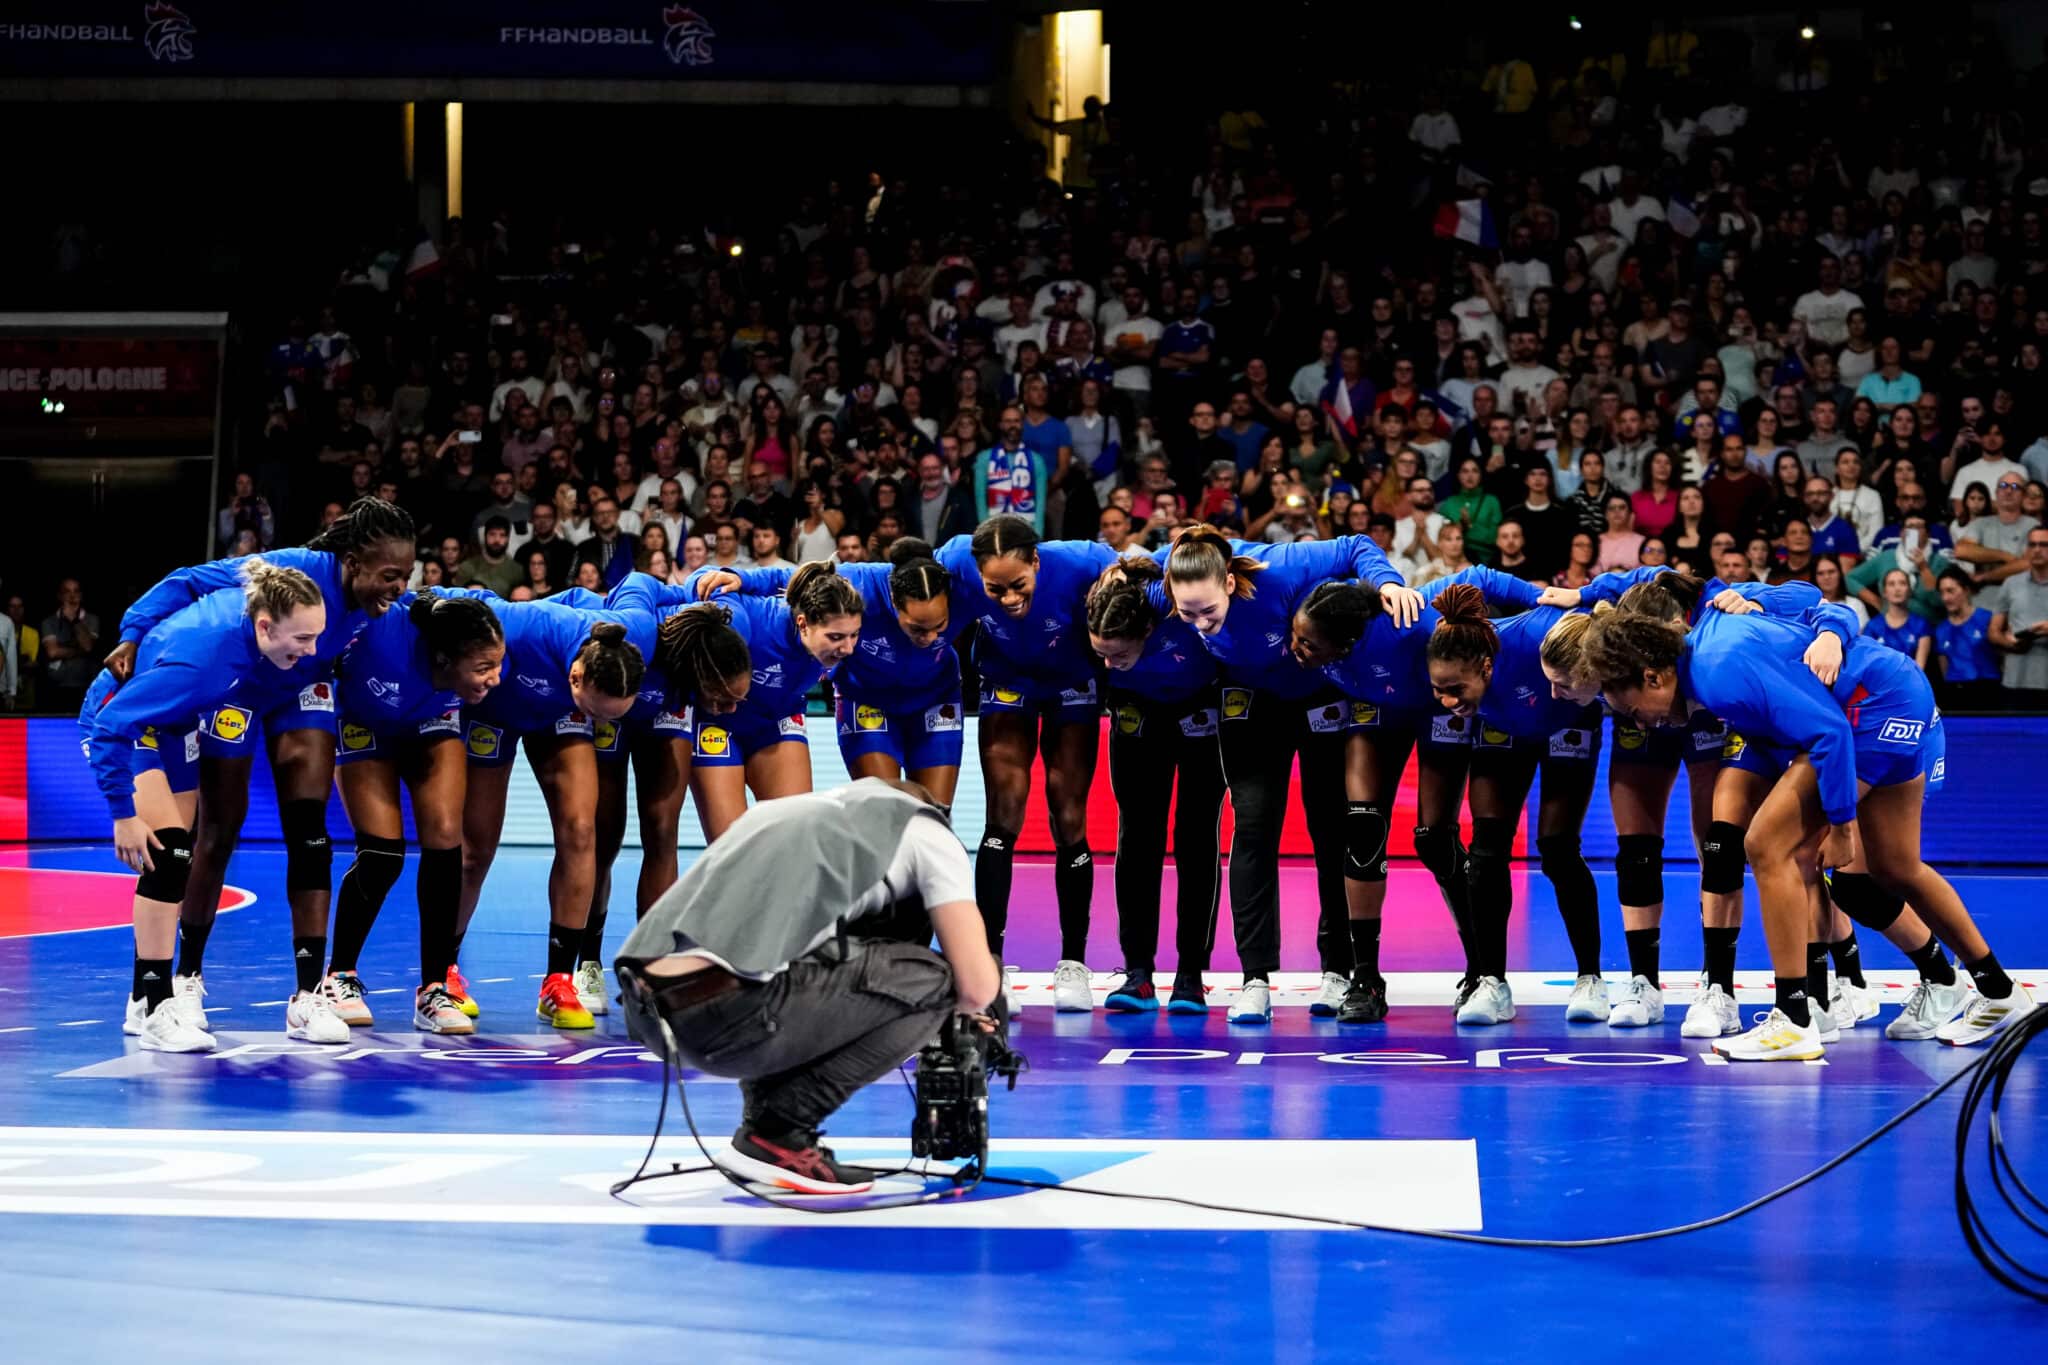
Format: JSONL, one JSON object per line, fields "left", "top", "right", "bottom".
{"left": 118, "top": 547, "right": 370, "bottom": 683}
{"left": 334, "top": 590, "right": 475, "bottom": 738}
{"left": 715, "top": 561, "right": 970, "bottom": 708}
{"left": 468, "top": 597, "right": 641, "bottom": 736}
{"left": 88, "top": 587, "right": 311, "bottom": 819}
{"left": 1864, "top": 610, "right": 1931, "bottom": 659}
{"left": 935, "top": 536, "right": 1120, "bottom": 688}
{"left": 1145, "top": 536, "right": 1405, "bottom": 699}
{"left": 1324, "top": 566, "right": 1542, "bottom": 715}
{"left": 1936, "top": 607, "right": 1998, "bottom": 682}
{"left": 1811, "top": 518, "right": 1860, "bottom": 558}
{"left": 1679, "top": 613, "right": 1887, "bottom": 825}
{"left": 567, "top": 573, "right": 676, "bottom": 714}
{"left": 1109, "top": 613, "right": 1217, "bottom": 705}
{"left": 674, "top": 572, "right": 827, "bottom": 723}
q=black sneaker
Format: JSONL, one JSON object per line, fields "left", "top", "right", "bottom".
{"left": 1338, "top": 977, "right": 1389, "bottom": 1024}
{"left": 1167, "top": 972, "right": 1208, "bottom": 1014}
{"left": 719, "top": 1125, "right": 875, "bottom": 1195}
{"left": 1105, "top": 970, "right": 1159, "bottom": 1012}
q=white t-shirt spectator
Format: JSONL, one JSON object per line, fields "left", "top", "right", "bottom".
{"left": 1105, "top": 315, "right": 1161, "bottom": 394}
{"left": 1833, "top": 485, "right": 1884, "bottom": 549}
{"left": 1393, "top": 512, "right": 1447, "bottom": 572}
{"left": 1499, "top": 362, "right": 1560, "bottom": 415}
{"left": 491, "top": 376, "right": 543, "bottom": 422}
{"left": 995, "top": 318, "right": 1048, "bottom": 369}
{"left": 1408, "top": 110, "right": 1461, "bottom": 154}
{"left": 1450, "top": 294, "right": 1505, "bottom": 363}
{"left": 1607, "top": 194, "right": 1666, "bottom": 245}
{"left": 1792, "top": 287, "right": 1864, "bottom": 349}
{"left": 1949, "top": 456, "right": 2027, "bottom": 507}
{"left": 1575, "top": 229, "right": 1624, "bottom": 292}
{"left": 1698, "top": 102, "right": 1749, "bottom": 137}
{"left": 1495, "top": 259, "right": 1553, "bottom": 318}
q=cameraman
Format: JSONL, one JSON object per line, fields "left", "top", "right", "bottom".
{"left": 617, "top": 778, "right": 1000, "bottom": 1195}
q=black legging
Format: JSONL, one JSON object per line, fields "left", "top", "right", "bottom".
{"left": 1217, "top": 689, "right": 1350, "bottom": 979}
{"left": 1464, "top": 722, "right": 1601, "bottom": 981}
{"left": 1105, "top": 690, "right": 1226, "bottom": 978}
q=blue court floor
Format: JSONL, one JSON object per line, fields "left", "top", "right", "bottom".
{"left": 1, "top": 844, "right": 2042, "bottom": 1360}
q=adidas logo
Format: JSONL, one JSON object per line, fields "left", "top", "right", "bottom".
{"left": 295, "top": 948, "right": 314, "bottom": 959}
{"left": 140, "top": 971, "right": 161, "bottom": 981}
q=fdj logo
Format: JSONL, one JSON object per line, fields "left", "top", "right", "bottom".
{"left": 1878, "top": 718, "right": 1925, "bottom": 745}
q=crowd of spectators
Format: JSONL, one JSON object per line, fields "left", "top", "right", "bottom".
{"left": 17, "top": 23, "right": 2048, "bottom": 712}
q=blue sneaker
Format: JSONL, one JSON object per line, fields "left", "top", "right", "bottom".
{"left": 1105, "top": 970, "right": 1159, "bottom": 1012}
{"left": 1167, "top": 972, "right": 1208, "bottom": 1014}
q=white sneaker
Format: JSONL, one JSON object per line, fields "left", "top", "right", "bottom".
{"left": 1829, "top": 979, "right": 1878, "bottom": 1030}
{"left": 317, "top": 971, "right": 374, "bottom": 1028}
{"left": 1681, "top": 983, "right": 1741, "bottom": 1038}
{"left": 1565, "top": 974, "right": 1610, "bottom": 1022}
{"left": 1713, "top": 1007, "right": 1825, "bottom": 1062}
{"left": 1608, "top": 976, "right": 1664, "bottom": 1028}
{"left": 138, "top": 999, "right": 216, "bottom": 1053}
{"left": 170, "top": 974, "right": 212, "bottom": 1033}
{"left": 1456, "top": 976, "right": 1516, "bottom": 1026}
{"left": 1811, "top": 1001, "right": 1841, "bottom": 1044}
{"left": 1229, "top": 979, "right": 1272, "bottom": 1024}
{"left": 1886, "top": 977, "right": 1973, "bottom": 1041}
{"left": 123, "top": 994, "right": 148, "bottom": 1036}
{"left": 413, "top": 984, "right": 475, "bottom": 1036}
{"left": 1002, "top": 965, "right": 1023, "bottom": 1016}
{"left": 574, "top": 961, "right": 610, "bottom": 1015}
{"left": 1936, "top": 984, "right": 2038, "bottom": 1047}
{"left": 1053, "top": 960, "right": 1093, "bottom": 1013}
{"left": 285, "top": 990, "right": 351, "bottom": 1044}
{"left": 1308, "top": 970, "right": 1349, "bottom": 1017}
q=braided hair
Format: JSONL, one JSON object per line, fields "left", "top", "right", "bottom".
{"left": 573, "top": 621, "right": 646, "bottom": 699}
{"left": 1614, "top": 570, "right": 1705, "bottom": 623}
{"left": 1163, "top": 524, "right": 1265, "bottom": 604}
{"left": 969, "top": 514, "right": 1039, "bottom": 567}
{"left": 305, "top": 496, "right": 417, "bottom": 561}
{"left": 1085, "top": 556, "right": 1163, "bottom": 643}
{"left": 886, "top": 536, "right": 951, "bottom": 610}
{"left": 654, "top": 603, "right": 752, "bottom": 710}
{"left": 407, "top": 593, "right": 504, "bottom": 670}
{"left": 240, "top": 558, "right": 325, "bottom": 621}
{"left": 786, "top": 559, "right": 865, "bottom": 625}
{"left": 1426, "top": 582, "right": 1500, "bottom": 668}
{"left": 1296, "top": 581, "right": 1382, "bottom": 656}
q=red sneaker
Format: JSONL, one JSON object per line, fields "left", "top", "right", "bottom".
{"left": 717, "top": 1125, "right": 875, "bottom": 1195}
{"left": 536, "top": 972, "right": 594, "bottom": 1029}
{"left": 445, "top": 962, "right": 480, "bottom": 1018}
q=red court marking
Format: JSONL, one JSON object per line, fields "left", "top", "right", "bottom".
{"left": 0, "top": 867, "right": 254, "bottom": 938}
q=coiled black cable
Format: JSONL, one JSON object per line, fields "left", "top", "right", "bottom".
{"left": 1953, "top": 1001, "right": 2048, "bottom": 1303}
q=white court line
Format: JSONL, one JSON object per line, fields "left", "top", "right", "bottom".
{"left": 478, "top": 978, "right": 513, "bottom": 984}
{"left": 0, "top": 1026, "right": 34, "bottom": 1034}
{"left": 55, "top": 1020, "right": 102, "bottom": 1027}
{"left": 367, "top": 988, "right": 406, "bottom": 996}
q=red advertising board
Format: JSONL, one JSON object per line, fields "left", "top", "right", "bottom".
{"left": 0, "top": 335, "right": 218, "bottom": 428}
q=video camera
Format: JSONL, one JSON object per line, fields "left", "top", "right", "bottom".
{"left": 911, "top": 1008, "right": 1027, "bottom": 1169}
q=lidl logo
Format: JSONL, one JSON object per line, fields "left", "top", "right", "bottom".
{"left": 341, "top": 724, "right": 376, "bottom": 752}
{"left": 1349, "top": 702, "right": 1379, "bottom": 728}
{"left": 1617, "top": 723, "right": 1646, "bottom": 749}
{"left": 992, "top": 688, "right": 1023, "bottom": 706}
{"left": 466, "top": 724, "right": 502, "bottom": 759}
{"left": 210, "top": 706, "right": 252, "bottom": 744}
{"left": 138, "top": 727, "right": 161, "bottom": 751}
{"left": 697, "top": 726, "right": 730, "bottom": 757}
{"left": 1722, "top": 733, "right": 1747, "bottom": 760}
{"left": 1221, "top": 688, "right": 1252, "bottom": 720}
{"left": 594, "top": 721, "right": 619, "bottom": 752}
{"left": 854, "top": 704, "right": 888, "bottom": 732}
{"left": 1115, "top": 705, "right": 1144, "bottom": 736}
{"left": 1479, "top": 725, "right": 1511, "bottom": 747}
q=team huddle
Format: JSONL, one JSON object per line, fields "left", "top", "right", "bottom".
{"left": 82, "top": 496, "right": 2035, "bottom": 1063}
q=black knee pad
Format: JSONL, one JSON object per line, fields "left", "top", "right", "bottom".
{"left": 1827, "top": 871, "right": 1906, "bottom": 932}
{"left": 1615, "top": 833, "right": 1665, "bottom": 907}
{"left": 135, "top": 827, "right": 194, "bottom": 903}
{"left": 1699, "top": 820, "right": 1748, "bottom": 895}
{"left": 1411, "top": 824, "right": 1466, "bottom": 880}
{"left": 281, "top": 798, "right": 333, "bottom": 894}
{"left": 1467, "top": 816, "right": 1515, "bottom": 880}
{"left": 1535, "top": 832, "right": 1584, "bottom": 876}
{"left": 346, "top": 834, "right": 407, "bottom": 902}
{"left": 1344, "top": 802, "right": 1390, "bottom": 883}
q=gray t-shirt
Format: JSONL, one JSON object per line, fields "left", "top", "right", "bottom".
{"left": 1996, "top": 571, "right": 2048, "bottom": 689}
{"left": 1959, "top": 512, "right": 2038, "bottom": 561}
{"left": 1796, "top": 433, "right": 1855, "bottom": 480}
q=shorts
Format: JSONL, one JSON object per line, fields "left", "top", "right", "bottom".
{"left": 1107, "top": 690, "right": 1221, "bottom": 742}
{"left": 1610, "top": 710, "right": 1730, "bottom": 769}
{"left": 836, "top": 694, "right": 967, "bottom": 772}
{"left": 197, "top": 680, "right": 340, "bottom": 760}
{"left": 79, "top": 676, "right": 200, "bottom": 796}
{"left": 1337, "top": 700, "right": 1476, "bottom": 757}
{"left": 599, "top": 702, "right": 695, "bottom": 761}
{"left": 1846, "top": 674, "right": 1946, "bottom": 796}
{"left": 978, "top": 674, "right": 1101, "bottom": 726}
{"left": 1469, "top": 704, "right": 1604, "bottom": 768}
{"left": 1718, "top": 729, "right": 1789, "bottom": 780}
{"left": 460, "top": 709, "right": 596, "bottom": 769}
{"left": 334, "top": 709, "right": 465, "bottom": 766}
{"left": 692, "top": 708, "right": 808, "bottom": 769}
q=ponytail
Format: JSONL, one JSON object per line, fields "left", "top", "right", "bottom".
{"left": 1614, "top": 570, "right": 1705, "bottom": 624}
{"left": 408, "top": 593, "right": 503, "bottom": 670}
{"left": 574, "top": 620, "right": 645, "bottom": 699}
{"left": 240, "top": 557, "right": 324, "bottom": 621}
{"left": 969, "top": 514, "right": 1039, "bottom": 566}
{"left": 1085, "top": 556, "right": 1163, "bottom": 643}
{"left": 786, "top": 559, "right": 865, "bottom": 625}
{"left": 1298, "top": 581, "right": 1382, "bottom": 654}
{"left": 886, "top": 536, "right": 951, "bottom": 609}
{"left": 1163, "top": 524, "right": 1264, "bottom": 603}
{"left": 1426, "top": 582, "right": 1499, "bottom": 667}
{"left": 655, "top": 603, "right": 751, "bottom": 708}
{"left": 1538, "top": 611, "right": 1594, "bottom": 689}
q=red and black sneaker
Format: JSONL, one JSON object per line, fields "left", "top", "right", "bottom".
{"left": 717, "top": 1125, "right": 876, "bottom": 1195}
{"left": 1104, "top": 970, "right": 1159, "bottom": 1013}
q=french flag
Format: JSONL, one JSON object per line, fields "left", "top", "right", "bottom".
{"left": 1320, "top": 372, "right": 1375, "bottom": 443}
{"left": 1432, "top": 198, "right": 1498, "bottom": 249}
{"left": 405, "top": 229, "right": 442, "bottom": 281}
